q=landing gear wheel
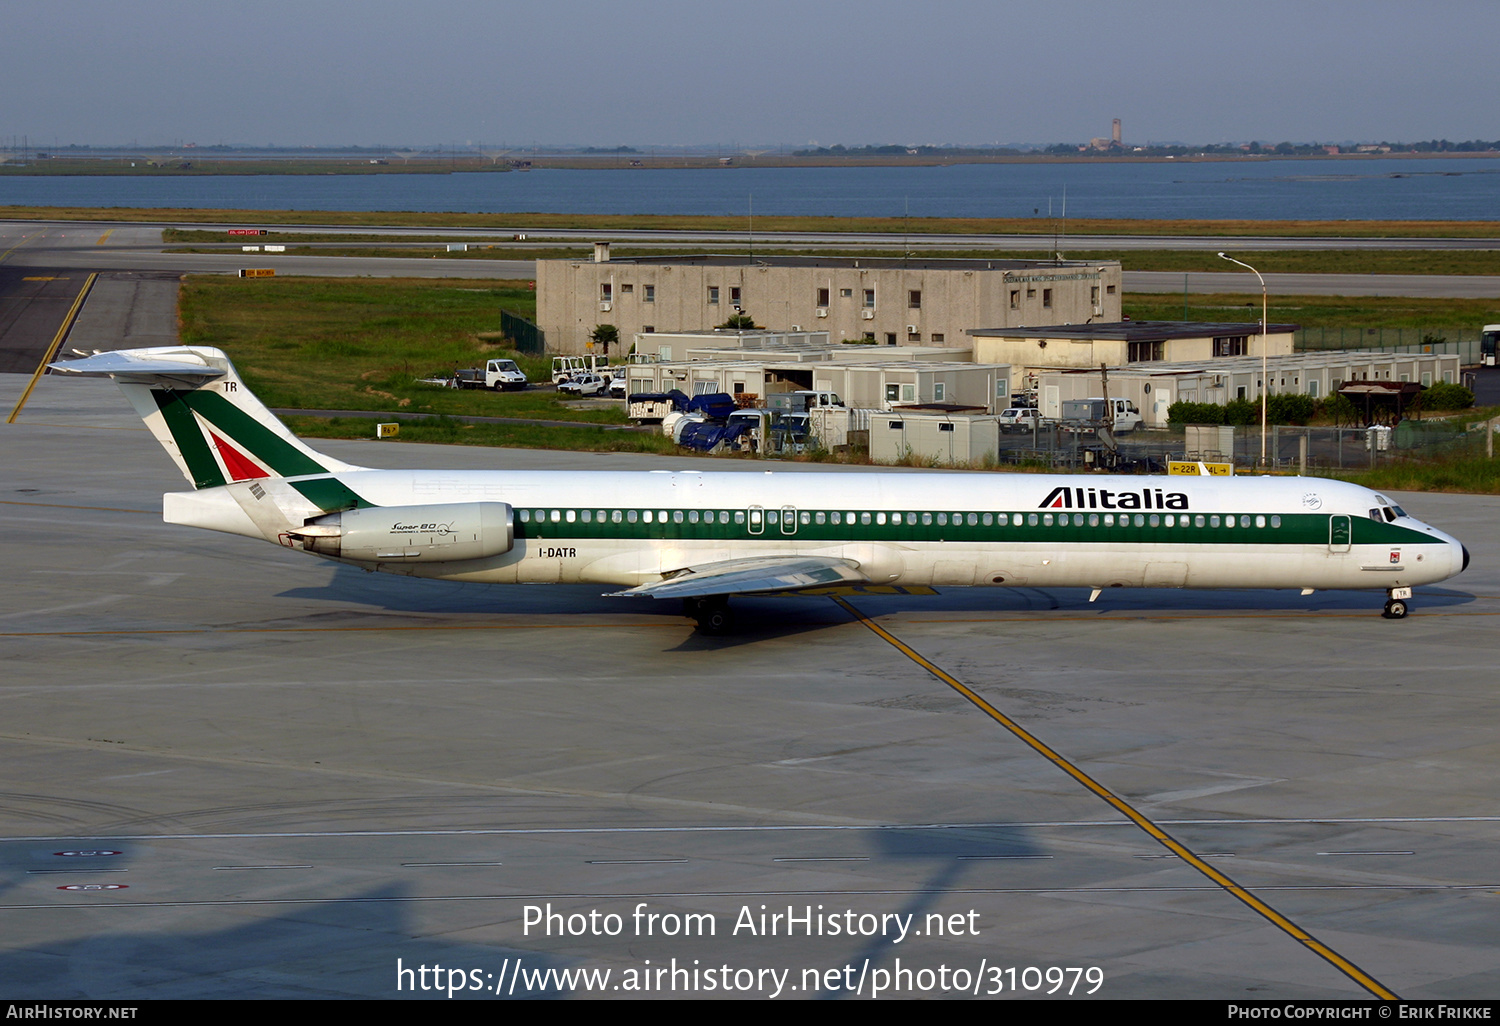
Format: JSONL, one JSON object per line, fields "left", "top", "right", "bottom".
{"left": 684, "top": 596, "right": 733, "bottom": 635}
{"left": 1382, "top": 598, "right": 1409, "bottom": 619}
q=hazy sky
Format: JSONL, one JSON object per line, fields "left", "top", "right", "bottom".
{"left": 6, "top": 0, "right": 1497, "bottom": 148}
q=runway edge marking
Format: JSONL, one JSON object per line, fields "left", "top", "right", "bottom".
{"left": 831, "top": 595, "right": 1399, "bottom": 1001}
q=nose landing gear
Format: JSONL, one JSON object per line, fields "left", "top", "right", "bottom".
{"left": 1382, "top": 586, "right": 1412, "bottom": 620}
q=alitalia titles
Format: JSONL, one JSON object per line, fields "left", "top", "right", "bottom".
{"left": 1039, "top": 486, "right": 1189, "bottom": 511}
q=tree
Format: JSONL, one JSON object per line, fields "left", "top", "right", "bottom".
{"left": 589, "top": 323, "right": 619, "bottom": 355}
{"left": 717, "top": 312, "right": 759, "bottom": 330}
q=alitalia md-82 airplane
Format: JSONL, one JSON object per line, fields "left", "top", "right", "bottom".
{"left": 53, "top": 346, "right": 1469, "bottom": 633}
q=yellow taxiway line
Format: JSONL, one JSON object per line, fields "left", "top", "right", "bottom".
{"left": 6, "top": 272, "right": 98, "bottom": 424}
{"left": 832, "top": 595, "right": 1399, "bottom": 1001}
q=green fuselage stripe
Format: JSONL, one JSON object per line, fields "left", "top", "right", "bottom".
{"left": 510, "top": 508, "right": 1434, "bottom": 548}
{"left": 290, "top": 477, "right": 373, "bottom": 513}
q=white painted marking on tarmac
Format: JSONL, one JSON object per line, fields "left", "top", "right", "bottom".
{"left": 1143, "top": 778, "right": 1282, "bottom": 804}
{"left": 772, "top": 856, "right": 869, "bottom": 862}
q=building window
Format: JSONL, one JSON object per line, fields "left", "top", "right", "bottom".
{"left": 907, "top": 331, "right": 921, "bottom": 342}
{"left": 908, "top": 290, "right": 921, "bottom": 309}
{"left": 1213, "top": 335, "right": 1248, "bottom": 357}
{"left": 1009, "top": 289, "right": 1020, "bottom": 309}
{"left": 885, "top": 333, "right": 897, "bottom": 345}
{"left": 863, "top": 288, "right": 876, "bottom": 309}
{"left": 840, "top": 288, "right": 853, "bottom": 298}
{"left": 885, "top": 383, "right": 899, "bottom": 402}
{"left": 1106, "top": 284, "right": 1116, "bottom": 295}
{"left": 933, "top": 382, "right": 946, "bottom": 401}
{"left": 643, "top": 285, "right": 654, "bottom": 302}
{"left": 816, "top": 287, "right": 830, "bottom": 306}
{"left": 1026, "top": 287, "right": 1036, "bottom": 299}
{"left": 708, "top": 286, "right": 719, "bottom": 304}
{"left": 938, "top": 422, "right": 954, "bottom": 432}
{"left": 863, "top": 332, "right": 875, "bottom": 341}
{"left": 1090, "top": 286, "right": 1099, "bottom": 304}
{"left": 620, "top": 283, "right": 633, "bottom": 294}
{"left": 931, "top": 333, "right": 944, "bottom": 343}
{"left": 730, "top": 286, "right": 742, "bottom": 306}
{"left": 1128, "top": 340, "right": 1164, "bottom": 362}
{"left": 1042, "top": 288, "right": 1052, "bottom": 308}
{"left": 600, "top": 283, "right": 612, "bottom": 301}
{"left": 642, "top": 325, "right": 654, "bottom": 333}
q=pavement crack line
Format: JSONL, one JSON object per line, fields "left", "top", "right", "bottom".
{"left": 830, "top": 595, "right": 1398, "bottom": 1001}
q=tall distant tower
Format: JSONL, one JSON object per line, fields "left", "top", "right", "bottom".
{"left": 1112, "top": 118, "right": 1121, "bottom": 145}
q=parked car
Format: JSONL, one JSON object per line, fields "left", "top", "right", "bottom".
{"left": 998, "top": 407, "right": 1046, "bottom": 433}
{"left": 558, "top": 372, "right": 608, "bottom": 397}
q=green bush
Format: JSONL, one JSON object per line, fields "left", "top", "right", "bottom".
{"left": 1267, "top": 392, "right": 1316, "bottom": 425}
{"left": 1420, "top": 381, "right": 1475, "bottom": 411}
{"left": 1167, "top": 401, "right": 1224, "bottom": 426}
{"left": 1224, "top": 398, "right": 1260, "bottom": 425}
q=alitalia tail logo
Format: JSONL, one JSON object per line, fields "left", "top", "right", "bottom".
{"left": 1039, "top": 486, "right": 1189, "bottom": 511}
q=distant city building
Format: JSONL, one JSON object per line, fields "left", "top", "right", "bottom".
{"left": 536, "top": 245, "right": 1122, "bottom": 355}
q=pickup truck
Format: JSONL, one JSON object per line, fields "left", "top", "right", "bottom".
{"left": 455, "top": 359, "right": 528, "bottom": 391}
{"left": 1060, "top": 397, "right": 1142, "bottom": 435}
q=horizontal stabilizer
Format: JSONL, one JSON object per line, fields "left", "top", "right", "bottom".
{"left": 50, "top": 349, "right": 226, "bottom": 384}
{"left": 608, "top": 555, "right": 868, "bottom": 599}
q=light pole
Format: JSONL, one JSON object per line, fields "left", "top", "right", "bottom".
{"left": 1218, "top": 253, "right": 1269, "bottom": 466}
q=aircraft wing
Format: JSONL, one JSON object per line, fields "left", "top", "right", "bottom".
{"left": 607, "top": 555, "right": 868, "bottom": 599}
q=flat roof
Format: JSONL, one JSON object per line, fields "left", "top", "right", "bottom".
{"left": 968, "top": 320, "right": 1300, "bottom": 340}
{"left": 579, "top": 254, "right": 1114, "bottom": 272}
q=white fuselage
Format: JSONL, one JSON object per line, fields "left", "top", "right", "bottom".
{"left": 167, "top": 469, "right": 1467, "bottom": 596}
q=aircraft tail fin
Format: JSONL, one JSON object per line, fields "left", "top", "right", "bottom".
{"left": 49, "top": 346, "right": 360, "bottom": 489}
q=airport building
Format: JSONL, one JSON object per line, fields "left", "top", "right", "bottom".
{"left": 536, "top": 245, "right": 1123, "bottom": 355}
{"left": 1036, "top": 350, "right": 1464, "bottom": 428}
{"left": 968, "top": 320, "right": 1299, "bottom": 390}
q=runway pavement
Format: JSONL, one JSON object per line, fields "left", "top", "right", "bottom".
{"left": 6, "top": 219, "right": 1500, "bottom": 296}
{"left": 2, "top": 372, "right": 1497, "bottom": 999}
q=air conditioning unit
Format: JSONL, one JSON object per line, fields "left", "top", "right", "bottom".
{"left": 1093, "top": 306, "right": 1103, "bottom": 316}
{"left": 906, "top": 324, "right": 917, "bottom": 333}
{"left": 789, "top": 325, "right": 801, "bottom": 331}
{"left": 599, "top": 302, "right": 612, "bottom": 312}
{"left": 861, "top": 310, "right": 874, "bottom": 320}
{"left": 815, "top": 308, "right": 828, "bottom": 318}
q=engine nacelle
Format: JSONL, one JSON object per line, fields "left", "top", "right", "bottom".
{"left": 290, "top": 502, "right": 514, "bottom": 563}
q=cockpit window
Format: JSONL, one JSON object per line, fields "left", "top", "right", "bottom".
{"left": 1369, "top": 509, "right": 1384, "bottom": 522}
{"left": 1384, "top": 507, "right": 1398, "bottom": 522}
{"left": 1391, "top": 505, "right": 1407, "bottom": 518}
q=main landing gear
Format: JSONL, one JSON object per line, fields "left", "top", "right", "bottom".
{"left": 683, "top": 595, "right": 733, "bottom": 635}
{"left": 1382, "top": 587, "right": 1412, "bottom": 620}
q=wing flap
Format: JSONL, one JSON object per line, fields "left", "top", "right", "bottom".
{"left": 607, "top": 555, "right": 868, "bottom": 599}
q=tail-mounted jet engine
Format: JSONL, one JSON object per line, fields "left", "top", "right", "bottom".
{"left": 287, "top": 502, "right": 514, "bottom": 563}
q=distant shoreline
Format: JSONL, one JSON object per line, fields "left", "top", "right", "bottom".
{"left": 3, "top": 150, "right": 1500, "bottom": 175}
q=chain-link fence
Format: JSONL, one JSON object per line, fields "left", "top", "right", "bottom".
{"left": 989, "top": 421, "right": 1490, "bottom": 472}
{"left": 1296, "top": 326, "right": 1483, "bottom": 365}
